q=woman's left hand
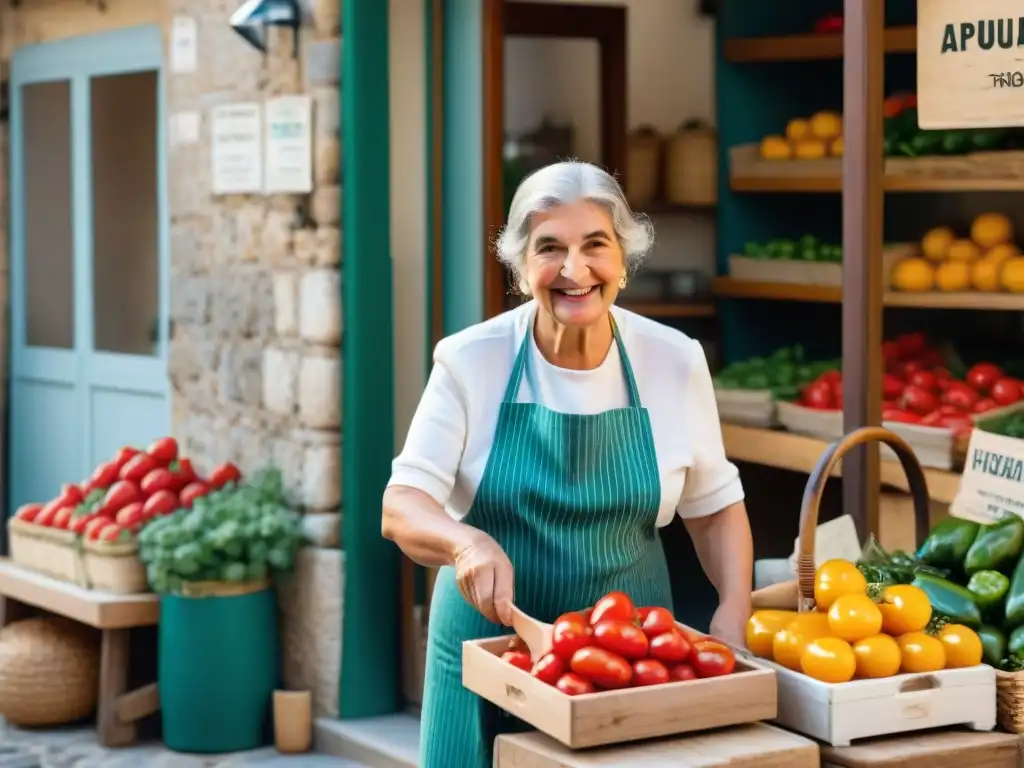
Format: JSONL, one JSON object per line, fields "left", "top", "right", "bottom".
{"left": 709, "top": 597, "right": 751, "bottom": 648}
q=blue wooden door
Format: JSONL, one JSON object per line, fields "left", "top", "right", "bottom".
{"left": 8, "top": 25, "right": 170, "bottom": 511}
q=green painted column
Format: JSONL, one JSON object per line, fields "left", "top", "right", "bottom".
{"left": 339, "top": 0, "right": 401, "bottom": 718}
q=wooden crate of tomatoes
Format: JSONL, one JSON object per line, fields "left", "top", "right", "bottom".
{"left": 8, "top": 437, "right": 242, "bottom": 595}
{"left": 463, "top": 590, "right": 777, "bottom": 749}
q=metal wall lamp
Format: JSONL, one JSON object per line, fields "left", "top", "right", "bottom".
{"left": 230, "top": 0, "right": 301, "bottom": 58}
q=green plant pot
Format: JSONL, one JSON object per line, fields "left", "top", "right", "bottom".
{"left": 159, "top": 585, "right": 281, "bottom": 753}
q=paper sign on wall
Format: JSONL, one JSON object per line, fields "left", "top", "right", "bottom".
{"left": 951, "top": 427, "right": 1024, "bottom": 524}
{"left": 264, "top": 95, "right": 313, "bottom": 194}
{"left": 211, "top": 103, "right": 263, "bottom": 195}
{"left": 917, "top": 0, "right": 1024, "bottom": 129}
{"left": 170, "top": 16, "right": 198, "bottom": 74}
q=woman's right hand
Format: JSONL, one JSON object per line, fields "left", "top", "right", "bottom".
{"left": 453, "top": 531, "right": 515, "bottom": 626}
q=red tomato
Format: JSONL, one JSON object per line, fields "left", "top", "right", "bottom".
{"left": 147, "top": 436, "right": 179, "bottom": 464}
{"left": 501, "top": 651, "right": 533, "bottom": 673}
{"left": 99, "top": 524, "right": 129, "bottom": 543}
{"left": 668, "top": 663, "right": 698, "bottom": 682}
{"left": 569, "top": 647, "right": 632, "bottom": 689}
{"left": 803, "top": 381, "right": 834, "bottom": 410}
{"left": 973, "top": 398, "right": 998, "bottom": 414}
{"left": 55, "top": 483, "right": 84, "bottom": 509}
{"left": 691, "top": 640, "right": 736, "bottom": 678}
{"left": 52, "top": 506, "right": 74, "bottom": 529}
{"left": 100, "top": 481, "right": 141, "bottom": 517}
{"left": 112, "top": 447, "right": 140, "bottom": 472}
{"left": 592, "top": 620, "right": 650, "bottom": 660}
{"left": 882, "top": 373, "right": 905, "bottom": 400}
{"left": 635, "top": 606, "right": 654, "bottom": 622}
{"left": 938, "top": 404, "right": 964, "bottom": 416}
{"left": 882, "top": 408, "right": 921, "bottom": 424}
{"left": 13, "top": 503, "right": 42, "bottom": 523}
{"left": 68, "top": 513, "right": 95, "bottom": 534}
{"left": 640, "top": 607, "right": 676, "bottom": 639}
{"left": 907, "top": 370, "right": 938, "bottom": 392}
{"left": 832, "top": 380, "right": 843, "bottom": 405}
{"left": 939, "top": 414, "right": 974, "bottom": 439}
{"left": 35, "top": 504, "right": 59, "bottom": 527}
{"left": 115, "top": 502, "right": 145, "bottom": 530}
{"left": 590, "top": 591, "right": 636, "bottom": 625}
{"left": 143, "top": 490, "right": 179, "bottom": 519}
{"left": 120, "top": 453, "right": 157, "bottom": 484}
{"left": 648, "top": 630, "right": 692, "bottom": 664}
{"left": 882, "top": 341, "right": 901, "bottom": 369}
{"left": 179, "top": 482, "right": 211, "bottom": 508}
{"left": 900, "top": 360, "right": 925, "bottom": 380}
{"left": 140, "top": 468, "right": 176, "bottom": 496}
{"left": 817, "top": 370, "right": 842, "bottom": 386}
{"left": 209, "top": 462, "right": 243, "bottom": 489}
{"left": 896, "top": 332, "right": 928, "bottom": 358}
{"left": 943, "top": 382, "right": 981, "bottom": 410}
{"left": 991, "top": 378, "right": 1024, "bottom": 407}
{"left": 555, "top": 673, "right": 595, "bottom": 696}
{"left": 84, "top": 517, "right": 113, "bottom": 540}
{"left": 632, "top": 659, "right": 670, "bottom": 687}
{"left": 901, "top": 385, "right": 940, "bottom": 415}
{"left": 919, "top": 410, "right": 944, "bottom": 427}
{"left": 966, "top": 363, "right": 1004, "bottom": 394}
{"left": 531, "top": 653, "right": 566, "bottom": 686}
{"left": 88, "top": 461, "right": 120, "bottom": 492}
{"left": 170, "top": 458, "right": 198, "bottom": 491}
{"left": 551, "top": 613, "right": 592, "bottom": 661}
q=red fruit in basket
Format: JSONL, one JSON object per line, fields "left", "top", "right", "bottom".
{"left": 907, "top": 370, "right": 938, "bottom": 393}
{"left": 501, "top": 651, "right": 533, "bottom": 673}
{"left": 943, "top": 382, "right": 981, "bottom": 410}
{"left": 570, "top": 647, "right": 632, "bottom": 689}
{"left": 120, "top": 453, "right": 157, "bottom": 484}
{"left": 592, "top": 620, "right": 649, "bottom": 660}
{"left": 649, "top": 630, "right": 693, "bottom": 664}
{"left": 51, "top": 506, "right": 74, "bottom": 529}
{"left": 147, "top": 437, "right": 179, "bottom": 464}
{"left": 112, "top": 446, "right": 140, "bottom": 472}
{"left": 209, "top": 462, "right": 243, "bottom": 489}
{"left": 896, "top": 332, "right": 928, "bottom": 358}
{"left": 13, "top": 503, "right": 43, "bottom": 523}
{"left": 973, "top": 398, "right": 998, "bottom": 414}
{"left": 991, "top": 378, "right": 1024, "bottom": 407}
{"left": 882, "top": 408, "right": 921, "bottom": 424}
{"left": 901, "top": 385, "right": 940, "bottom": 416}
{"left": 169, "top": 458, "right": 198, "bottom": 491}
{"left": 179, "top": 482, "right": 211, "bottom": 508}
{"left": 882, "top": 341, "right": 901, "bottom": 369}
{"left": 116, "top": 502, "right": 145, "bottom": 530}
{"left": 919, "top": 410, "right": 944, "bottom": 427}
{"left": 631, "top": 659, "right": 670, "bottom": 687}
{"left": 940, "top": 414, "right": 974, "bottom": 439}
{"left": 143, "top": 490, "right": 179, "bottom": 519}
{"left": 590, "top": 591, "right": 636, "bottom": 625}
{"left": 140, "top": 468, "right": 176, "bottom": 496}
{"left": 668, "top": 663, "right": 698, "bottom": 682}
{"left": 803, "top": 380, "right": 834, "bottom": 410}
{"left": 99, "top": 523, "right": 131, "bottom": 543}
{"left": 899, "top": 360, "right": 924, "bottom": 381}
{"left": 531, "top": 652, "right": 566, "bottom": 686}
{"left": 85, "top": 517, "right": 113, "bottom": 540}
{"left": 68, "top": 513, "right": 95, "bottom": 535}
{"left": 34, "top": 501, "right": 61, "bottom": 527}
{"left": 966, "top": 363, "right": 1004, "bottom": 394}
{"left": 555, "top": 673, "right": 595, "bottom": 696}
{"left": 100, "top": 481, "right": 141, "bottom": 516}
{"left": 882, "top": 373, "right": 904, "bottom": 400}
{"left": 640, "top": 606, "right": 676, "bottom": 638}
{"left": 691, "top": 640, "right": 736, "bottom": 678}
{"left": 55, "top": 483, "right": 84, "bottom": 509}
{"left": 551, "top": 612, "right": 592, "bottom": 661}
{"left": 88, "top": 461, "right": 120, "bottom": 493}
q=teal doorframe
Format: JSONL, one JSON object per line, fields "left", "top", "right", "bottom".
{"left": 338, "top": 0, "right": 401, "bottom": 718}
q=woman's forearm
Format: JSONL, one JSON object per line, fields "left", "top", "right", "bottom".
{"left": 684, "top": 502, "right": 754, "bottom": 605}
{"left": 382, "top": 485, "right": 482, "bottom": 567}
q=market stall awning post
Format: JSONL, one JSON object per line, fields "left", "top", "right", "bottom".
{"left": 841, "top": 0, "right": 885, "bottom": 540}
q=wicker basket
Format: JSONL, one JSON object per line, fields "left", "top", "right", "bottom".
{"left": 0, "top": 617, "right": 100, "bottom": 726}
{"left": 665, "top": 120, "right": 717, "bottom": 206}
{"left": 625, "top": 127, "right": 662, "bottom": 208}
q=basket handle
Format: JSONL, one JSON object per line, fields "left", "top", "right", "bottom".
{"left": 796, "top": 426, "right": 931, "bottom": 607}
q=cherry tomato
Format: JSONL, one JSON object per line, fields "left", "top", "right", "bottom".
{"left": 827, "top": 594, "right": 882, "bottom": 643}
{"left": 120, "top": 453, "right": 158, "bottom": 484}
{"left": 882, "top": 373, "right": 905, "bottom": 400}
{"left": 52, "top": 506, "right": 74, "bottom": 529}
{"left": 938, "top": 624, "right": 983, "bottom": 669}
{"left": 832, "top": 380, "right": 843, "bottom": 405}
{"left": 648, "top": 629, "right": 692, "bottom": 664}
{"left": 882, "top": 341, "right": 901, "bottom": 368}
{"left": 631, "top": 659, "right": 670, "bottom": 687}
{"left": 140, "top": 468, "right": 176, "bottom": 496}
{"left": 112, "top": 446, "right": 140, "bottom": 472}
{"left": 746, "top": 610, "right": 797, "bottom": 659}
{"left": 803, "top": 381, "right": 835, "bottom": 410}
{"left": 639, "top": 606, "right": 676, "bottom": 639}
{"left": 13, "top": 503, "right": 42, "bottom": 523}
{"left": 966, "top": 363, "right": 1004, "bottom": 394}
{"left": 900, "top": 360, "right": 925, "bottom": 380}
{"left": 35, "top": 503, "right": 59, "bottom": 527}
{"left": 939, "top": 414, "right": 974, "bottom": 438}
{"left": 88, "top": 461, "right": 120, "bottom": 492}
{"left": 801, "top": 637, "right": 856, "bottom": 683}
{"left": 115, "top": 502, "right": 145, "bottom": 530}
{"left": 901, "top": 385, "right": 940, "bottom": 416}
{"left": 938, "top": 404, "right": 964, "bottom": 416}
{"left": 147, "top": 436, "right": 179, "bottom": 464}
{"left": 773, "top": 614, "right": 831, "bottom": 671}
{"left": 209, "top": 462, "right": 243, "bottom": 489}
{"left": 501, "top": 651, "right": 533, "bottom": 673}
{"left": 882, "top": 408, "right": 921, "bottom": 424}
{"left": 590, "top": 591, "right": 636, "bottom": 625}
{"left": 991, "top": 377, "right": 1024, "bottom": 406}
{"left": 555, "top": 673, "right": 594, "bottom": 696}
{"left": 814, "top": 559, "right": 867, "bottom": 610}
{"left": 179, "top": 482, "right": 211, "bottom": 508}
{"left": 691, "top": 640, "right": 736, "bottom": 678}
{"left": 143, "top": 490, "right": 179, "bottom": 519}
{"left": 668, "top": 663, "right": 698, "bottom": 682}
{"left": 592, "top": 620, "right": 649, "bottom": 660}
{"left": 68, "top": 513, "right": 95, "bottom": 535}
{"left": 898, "top": 632, "right": 945, "bottom": 674}
{"left": 896, "top": 332, "right": 928, "bottom": 358}
{"left": 55, "top": 483, "right": 84, "bottom": 509}
{"left": 85, "top": 517, "right": 113, "bottom": 540}
{"left": 817, "top": 370, "right": 842, "bottom": 386}
{"left": 530, "top": 652, "right": 565, "bottom": 686}
{"left": 919, "top": 410, "right": 944, "bottom": 427}
{"left": 907, "top": 370, "right": 938, "bottom": 392}
{"left": 570, "top": 647, "right": 632, "bottom": 689}
{"left": 170, "top": 457, "right": 198, "bottom": 491}
{"left": 943, "top": 382, "right": 981, "bottom": 410}
{"left": 551, "top": 612, "right": 592, "bottom": 661}
{"left": 973, "top": 398, "right": 998, "bottom": 414}
{"left": 99, "top": 523, "right": 129, "bottom": 542}
{"left": 852, "top": 634, "right": 902, "bottom": 679}
{"left": 99, "top": 481, "right": 142, "bottom": 517}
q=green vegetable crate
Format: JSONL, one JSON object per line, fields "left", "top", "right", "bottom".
{"left": 728, "top": 243, "right": 914, "bottom": 287}
{"left": 713, "top": 387, "right": 777, "bottom": 427}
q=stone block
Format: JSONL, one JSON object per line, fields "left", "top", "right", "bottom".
{"left": 273, "top": 271, "right": 299, "bottom": 336}
{"left": 294, "top": 228, "right": 319, "bottom": 265}
{"left": 313, "top": 135, "right": 340, "bottom": 186}
{"left": 298, "top": 269, "right": 342, "bottom": 344}
{"left": 279, "top": 547, "right": 343, "bottom": 718}
{"left": 263, "top": 207, "right": 297, "bottom": 264}
{"left": 303, "top": 442, "right": 341, "bottom": 509}
{"left": 305, "top": 39, "right": 341, "bottom": 87}
{"left": 219, "top": 341, "right": 264, "bottom": 406}
{"left": 171, "top": 275, "right": 210, "bottom": 326}
{"left": 318, "top": 227, "right": 342, "bottom": 266}
{"left": 310, "top": 185, "right": 341, "bottom": 226}
{"left": 263, "top": 347, "right": 300, "bottom": 415}
{"left": 210, "top": 272, "right": 275, "bottom": 338}
{"left": 299, "top": 353, "right": 341, "bottom": 428}
{"left": 302, "top": 511, "right": 341, "bottom": 548}
{"left": 312, "top": 86, "right": 340, "bottom": 137}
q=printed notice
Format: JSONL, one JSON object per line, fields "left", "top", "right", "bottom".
{"left": 170, "top": 16, "right": 198, "bottom": 74}
{"left": 211, "top": 103, "right": 263, "bottom": 195}
{"left": 264, "top": 95, "right": 313, "bottom": 194}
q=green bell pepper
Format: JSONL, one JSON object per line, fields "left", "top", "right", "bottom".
{"left": 903, "top": 132, "right": 943, "bottom": 157}
{"left": 1010, "top": 625, "right": 1024, "bottom": 658}
{"left": 964, "top": 516, "right": 1024, "bottom": 576}
{"left": 940, "top": 130, "right": 973, "bottom": 155}
{"left": 967, "top": 570, "right": 1010, "bottom": 611}
{"left": 911, "top": 573, "right": 983, "bottom": 627}
{"left": 916, "top": 517, "right": 980, "bottom": 571}
{"left": 970, "top": 128, "right": 1008, "bottom": 151}
{"left": 978, "top": 625, "right": 1008, "bottom": 668}
{"left": 1003, "top": 549, "right": 1024, "bottom": 626}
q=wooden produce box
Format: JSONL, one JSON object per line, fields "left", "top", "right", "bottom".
{"left": 83, "top": 539, "right": 148, "bottom": 594}
{"left": 820, "top": 729, "right": 1019, "bottom": 768}
{"left": 715, "top": 387, "right": 778, "bottom": 428}
{"left": 766, "top": 660, "right": 995, "bottom": 747}
{"left": 728, "top": 246, "right": 912, "bottom": 287}
{"left": 494, "top": 723, "right": 820, "bottom": 768}
{"left": 463, "top": 627, "right": 777, "bottom": 749}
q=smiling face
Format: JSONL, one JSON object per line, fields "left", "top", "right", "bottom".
{"left": 522, "top": 200, "right": 626, "bottom": 329}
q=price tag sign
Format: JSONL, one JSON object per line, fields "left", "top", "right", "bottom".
{"left": 917, "top": 0, "right": 1024, "bottom": 129}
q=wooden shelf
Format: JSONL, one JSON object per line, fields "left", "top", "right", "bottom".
{"left": 724, "top": 25, "right": 916, "bottom": 63}
{"left": 713, "top": 277, "right": 1024, "bottom": 311}
{"left": 620, "top": 301, "right": 716, "bottom": 319}
{"left": 721, "top": 424, "right": 961, "bottom": 504}
{"left": 729, "top": 145, "right": 1024, "bottom": 193}
{"left": 639, "top": 200, "right": 715, "bottom": 216}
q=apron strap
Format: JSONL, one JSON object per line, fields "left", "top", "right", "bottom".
{"left": 501, "top": 312, "right": 643, "bottom": 407}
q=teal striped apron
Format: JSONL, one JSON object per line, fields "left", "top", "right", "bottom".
{"left": 419, "top": 317, "right": 673, "bottom": 768}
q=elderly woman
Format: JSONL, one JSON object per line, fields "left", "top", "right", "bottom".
{"left": 382, "top": 160, "right": 753, "bottom": 768}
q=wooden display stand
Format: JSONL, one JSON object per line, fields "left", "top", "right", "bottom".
{"left": 820, "top": 729, "right": 1019, "bottom": 768}
{"left": 494, "top": 723, "right": 820, "bottom": 767}
{"left": 0, "top": 558, "right": 159, "bottom": 747}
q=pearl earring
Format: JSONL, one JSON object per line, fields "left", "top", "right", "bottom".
{"left": 619, "top": 275, "right": 628, "bottom": 289}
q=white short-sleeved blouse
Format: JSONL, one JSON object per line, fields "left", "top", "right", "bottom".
{"left": 388, "top": 301, "right": 744, "bottom": 526}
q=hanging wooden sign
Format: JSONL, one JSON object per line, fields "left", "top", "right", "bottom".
{"left": 917, "top": 1, "right": 1024, "bottom": 129}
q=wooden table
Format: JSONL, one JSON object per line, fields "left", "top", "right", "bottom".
{"left": 820, "top": 729, "right": 1019, "bottom": 768}
{"left": 494, "top": 723, "right": 820, "bottom": 767}
{"left": 0, "top": 558, "right": 160, "bottom": 747}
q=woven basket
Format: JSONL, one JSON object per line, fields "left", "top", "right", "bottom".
{"left": 665, "top": 121, "right": 717, "bottom": 206}
{"left": 625, "top": 127, "right": 662, "bottom": 207}
{"left": 0, "top": 617, "right": 100, "bottom": 726}
{"left": 996, "top": 671, "right": 1024, "bottom": 731}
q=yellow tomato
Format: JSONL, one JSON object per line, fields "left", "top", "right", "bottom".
{"left": 971, "top": 212, "right": 1013, "bottom": 249}
{"left": 939, "top": 624, "right": 983, "bottom": 668}
{"left": 827, "top": 594, "right": 883, "bottom": 643}
{"left": 801, "top": 637, "right": 856, "bottom": 684}
{"left": 773, "top": 613, "right": 832, "bottom": 671}
{"left": 899, "top": 632, "right": 946, "bottom": 673}
{"left": 935, "top": 260, "right": 971, "bottom": 292}
{"left": 852, "top": 634, "right": 902, "bottom": 679}
{"left": 814, "top": 559, "right": 867, "bottom": 611}
{"left": 890, "top": 258, "right": 936, "bottom": 292}
{"left": 878, "top": 585, "right": 932, "bottom": 636}
{"left": 746, "top": 610, "right": 798, "bottom": 659}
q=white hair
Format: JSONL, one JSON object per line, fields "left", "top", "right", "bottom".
{"left": 495, "top": 160, "right": 655, "bottom": 278}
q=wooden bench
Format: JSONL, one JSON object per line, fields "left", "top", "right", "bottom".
{"left": 0, "top": 557, "right": 159, "bottom": 747}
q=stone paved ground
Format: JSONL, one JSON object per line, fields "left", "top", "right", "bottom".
{"left": 0, "top": 721, "right": 363, "bottom": 767}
